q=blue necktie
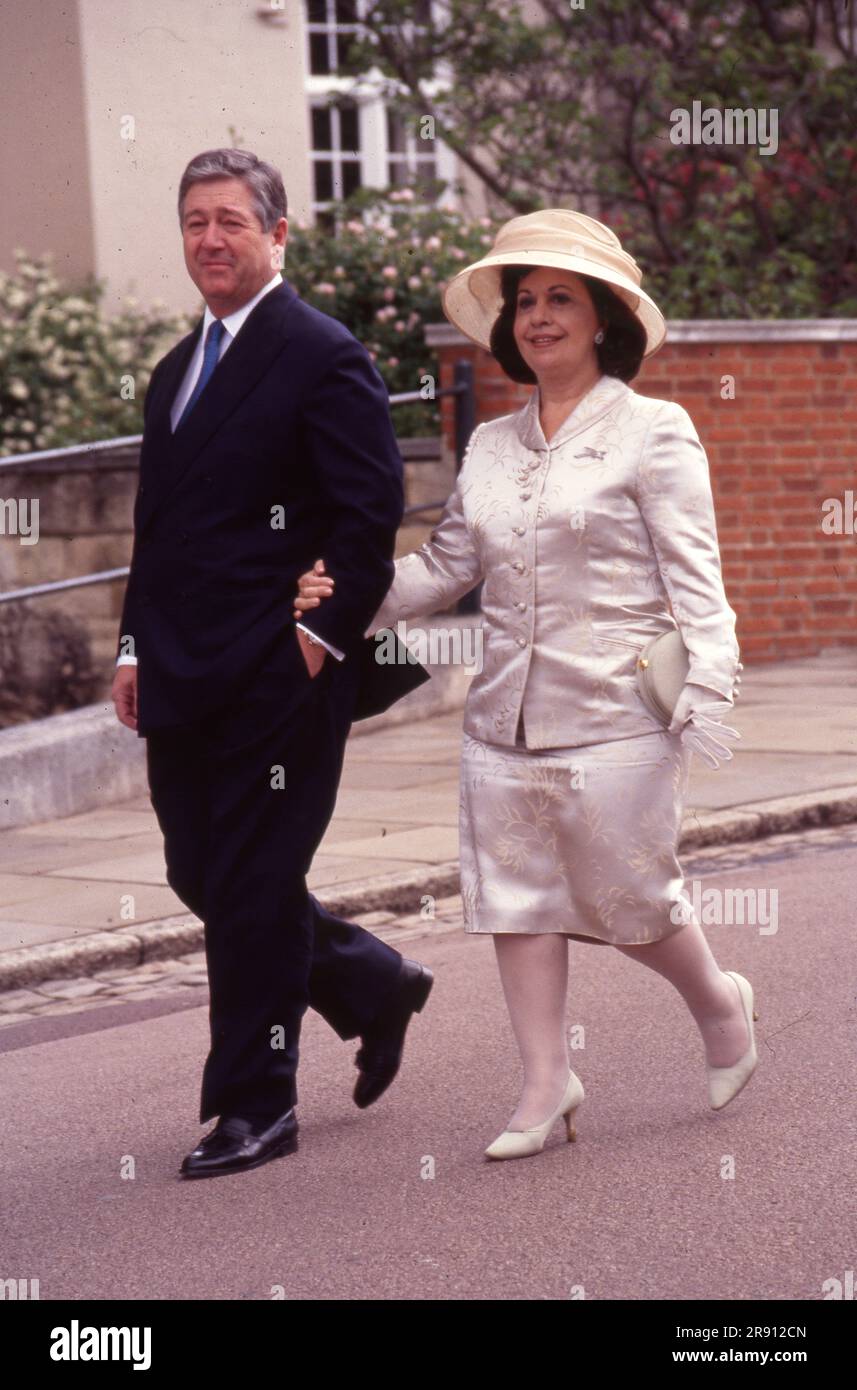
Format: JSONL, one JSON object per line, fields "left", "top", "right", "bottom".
{"left": 176, "top": 319, "right": 225, "bottom": 430}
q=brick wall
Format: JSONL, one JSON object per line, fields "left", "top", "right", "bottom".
{"left": 426, "top": 322, "right": 857, "bottom": 663}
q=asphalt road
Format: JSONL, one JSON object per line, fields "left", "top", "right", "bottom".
{"left": 2, "top": 828, "right": 855, "bottom": 1301}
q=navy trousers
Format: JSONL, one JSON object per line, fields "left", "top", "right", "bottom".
{"left": 144, "top": 628, "right": 403, "bottom": 1124}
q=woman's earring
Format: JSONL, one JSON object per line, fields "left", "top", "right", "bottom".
{"left": 594, "top": 329, "right": 605, "bottom": 344}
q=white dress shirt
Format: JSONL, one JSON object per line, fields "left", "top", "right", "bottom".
{"left": 117, "top": 272, "right": 343, "bottom": 667}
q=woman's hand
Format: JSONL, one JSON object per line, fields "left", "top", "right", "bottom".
{"left": 293, "top": 558, "right": 335, "bottom": 619}
{"left": 668, "top": 681, "right": 741, "bottom": 770}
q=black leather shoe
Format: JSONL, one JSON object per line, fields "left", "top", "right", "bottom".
{"left": 353, "top": 959, "right": 433, "bottom": 1109}
{"left": 179, "top": 1108, "right": 298, "bottom": 1179}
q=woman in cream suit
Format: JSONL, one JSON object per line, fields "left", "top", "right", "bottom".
{"left": 295, "top": 210, "right": 758, "bottom": 1160}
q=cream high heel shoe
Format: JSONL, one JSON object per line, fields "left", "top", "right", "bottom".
{"left": 707, "top": 971, "right": 759, "bottom": 1110}
{"left": 484, "top": 1071, "right": 585, "bottom": 1161}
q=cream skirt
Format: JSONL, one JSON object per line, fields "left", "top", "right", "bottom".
{"left": 459, "top": 720, "right": 693, "bottom": 945}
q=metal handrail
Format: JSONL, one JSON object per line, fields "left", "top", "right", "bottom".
{"left": 0, "top": 568, "right": 131, "bottom": 605}
{"left": 0, "top": 360, "right": 476, "bottom": 606}
{"left": 0, "top": 435, "right": 144, "bottom": 471}
{"left": 0, "top": 375, "right": 473, "bottom": 472}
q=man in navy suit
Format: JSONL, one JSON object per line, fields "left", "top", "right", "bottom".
{"left": 112, "top": 149, "right": 432, "bottom": 1178}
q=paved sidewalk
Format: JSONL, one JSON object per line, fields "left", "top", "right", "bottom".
{"left": 0, "top": 647, "right": 854, "bottom": 988}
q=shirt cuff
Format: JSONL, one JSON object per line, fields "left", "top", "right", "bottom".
{"left": 296, "top": 623, "right": 345, "bottom": 662}
{"left": 116, "top": 654, "right": 138, "bottom": 666}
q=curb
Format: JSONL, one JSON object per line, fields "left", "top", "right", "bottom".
{"left": 2, "top": 783, "right": 857, "bottom": 993}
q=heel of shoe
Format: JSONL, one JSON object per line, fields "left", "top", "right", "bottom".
{"left": 708, "top": 972, "right": 759, "bottom": 1110}
{"left": 412, "top": 967, "right": 434, "bottom": 1012}
{"left": 564, "top": 1107, "right": 579, "bottom": 1143}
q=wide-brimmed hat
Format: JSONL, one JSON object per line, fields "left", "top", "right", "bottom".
{"left": 441, "top": 208, "right": 666, "bottom": 357}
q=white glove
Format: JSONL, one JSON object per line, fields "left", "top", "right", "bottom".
{"left": 668, "top": 679, "right": 742, "bottom": 770}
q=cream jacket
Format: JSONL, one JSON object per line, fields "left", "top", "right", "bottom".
{"left": 369, "top": 373, "right": 741, "bottom": 748}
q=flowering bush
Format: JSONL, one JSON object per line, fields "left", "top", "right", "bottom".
{"left": 0, "top": 251, "right": 191, "bottom": 455}
{"left": 285, "top": 187, "right": 497, "bottom": 435}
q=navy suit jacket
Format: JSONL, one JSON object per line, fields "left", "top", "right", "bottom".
{"left": 118, "top": 277, "right": 429, "bottom": 734}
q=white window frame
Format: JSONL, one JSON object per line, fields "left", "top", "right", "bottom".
{"left": 302, "top": 0, "right": 459, "bottom": 222}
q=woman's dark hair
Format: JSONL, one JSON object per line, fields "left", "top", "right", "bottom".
{"left": 488, "top": 264, "right": 647, "bottom": 384}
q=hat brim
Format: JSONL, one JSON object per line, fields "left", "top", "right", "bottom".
{"left": 441, "top": 251, "right": 666, "bottom": 357}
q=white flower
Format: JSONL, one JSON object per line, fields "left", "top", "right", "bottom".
{"left": 407, "top": 275, "right": 421, "bottom": 289}
{"left": 383, "top": 286, "right": 396, "bottom": 301}
{"left": 394, "top": 320, "right": 406, "bottom": 332}
{"left": 388, "top": 356, "right": 399, "bottom": 367}
{"left": 8, "top": 379, "right": 29, "bottom": 400}
{"left": 333, "top": 265, "right": 346, "bottom": 276}
{"left": 316, "top": 282, "right": 337, "bottom": 294}
{"left": 381, "top": 265, "right": 397, "bottom": 278}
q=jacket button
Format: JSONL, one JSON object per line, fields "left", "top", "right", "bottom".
{"left": 138, "top": 485, "right": 145, "bottom": 495}
{"left": 516, "top": 602, "right": 526, "bottom": 611}
{"left": 517, "top": 637, "right": 527, "bottom": 648}
{"left": 520, "top": 492, "right": 531, "bottom": 501}
{"left": 513, "top": 526, "right": 525, "bottom": 535}
{"left": 512, "top": 561, "right": 525, "bottom": 573}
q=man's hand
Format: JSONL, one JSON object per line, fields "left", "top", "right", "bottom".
{"left": 112, "top": 664, "right": 138, "bottom": 730}
{"left": 296, "top": 627, "right": 327, "bottom": 679}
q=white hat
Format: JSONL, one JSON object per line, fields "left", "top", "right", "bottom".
{"left": 441, "top": 208, "right": 666, "bottom": 357}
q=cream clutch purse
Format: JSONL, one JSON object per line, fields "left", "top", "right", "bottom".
{"left": 635, "top": 628, "right": 690, "bottom": 725}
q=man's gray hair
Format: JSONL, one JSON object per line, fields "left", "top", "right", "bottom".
{"left": 178, "top": 149, "right": 287, "bottom": 230}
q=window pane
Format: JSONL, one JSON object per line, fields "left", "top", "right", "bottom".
{"left": 336, "top": 30, "right": 358, "bottom": 69}
{"left": 340, "top": 103, "right": 359, "bottom": 150}
{"left": 342, "top": 160, "right": 362, "bottom": 198}
{"left": 314, "top": 160, "right": 334, "bottom": 201}
{"left": 309, "top": 32, "right": 330, "bottom": 75}
{"left": 307, "top": 0, "right": 327, "bottom": 23}
{"left": 316, "top": 208, "right": 336, "bottom": 235}
{"left": 387, "top": 109, "right": 406, "bottom": 153}
{"left": 312, "top": 106, "right": 333, "bottom": 149}
{"left": 416, "top": 161, "right": 437, "bottom": 193}
{"left": 336, "top": 0, "right": 358, "bottom": 21}
{"left": 388, "top": 159, "right": 407, "bottom": 187}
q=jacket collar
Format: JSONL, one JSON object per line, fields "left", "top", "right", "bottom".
{"left": 135, "top": 278, "right": 299, "bottom": 535}
{"left": 513, "top": 373, "right": 630, "bottom": 451}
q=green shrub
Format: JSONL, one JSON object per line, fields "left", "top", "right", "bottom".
{"left": 285, "top": 186, "right": 496, "bottom": 436}
{"left": 0, "top": 250, "right": 190, "bottom": 455}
